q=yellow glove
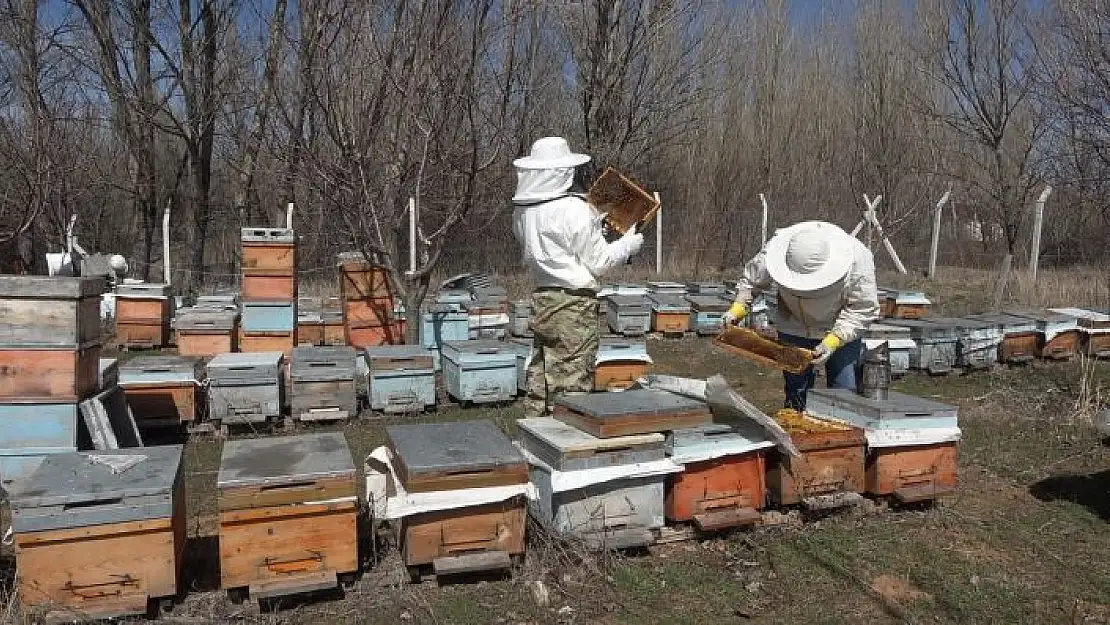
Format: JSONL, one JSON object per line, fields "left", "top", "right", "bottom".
{"left": 722, "top": 302, "right": 747, "bottom": 326}
{"left": 812, "top": 333, "right": 842, "bottom": 366}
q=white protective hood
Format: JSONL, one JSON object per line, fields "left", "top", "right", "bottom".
{"left": 512, "top": 167, "right": 575, "bottom": 204}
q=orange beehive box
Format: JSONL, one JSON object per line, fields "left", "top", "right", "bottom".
{"left": 241, "top": 275, "right": 296, "bottom": 302}
{"left": 337, "top": 253, "right": 392, "bottom": 300}
{"left": 866, "top": 442, "right": 957, "bottom": 502}
{"left": 238, "top": 330, "right": 296, "bottom": 357}
{"left": 0, "top": 344, "right": 100, "bottom": 402}
{"left": 345, "top": 321, "right": 405, "bottom": 348}
{"left": 766, "top": 411, "right": 865, "bottom": 506}
{"left": 665, "top": 425, "right": 771, "bottom": 530}
{"left": 343, "top": 297, "right": 394, "bottom": 328}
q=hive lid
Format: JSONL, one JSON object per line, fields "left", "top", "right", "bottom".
{"left": 386, "top": 420, "right": 523, "bottom": 476}
{"left": 607, "top": 295, "right": 650, "bottom": 308}
{"left": 686, "top": 295, "right": 730, "bottom": 311}
{"left": 555, "top": 389, "right": 707, "bottom": 419}
{"left": 364, "top": 344, "right": 431, "bottom": 359}
{"left": 242, "top": 227, "right": 295, "bottom": 243}
{"left": 518, "top": 417, "right": 663, "bottom": 454}
{"left": 665, "top": 422, "right": 774, "bottom": 455}
{"left": 12, "top": 446, "right": 183, "bottom": 508}
{"left": 808, "top": 388, "right": 957, "bottom": 420}
{"left": 120, "top": 355, "right": 203, "bottom": 377}
{"left": 173, "top": 309, "right": 238, "bottom": 330}
{"left": 0, "top": 275, "right": 106, "bottom": 299}
{"left": 648, "top": 294, "right": 691, "bottom": 309}
{"left": 115, "top": 282, "right": 171, "bottom": 297}
{"left": 218, "top": 433, "right": 354, "bottom": 488}
{"left": 295, "top": 345, "right": 357, "bottom": 362}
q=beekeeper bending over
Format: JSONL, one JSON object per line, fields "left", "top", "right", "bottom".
{"left": 512, "top": 137, "right": 644, "bottom": 418}
{"left": 723, "top": 221, "right": 879, "bottom": 411}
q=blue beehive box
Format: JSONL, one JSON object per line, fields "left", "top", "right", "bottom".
{"left": 441, "top": 340, "right": 517, "bottom": 404}
{"left": 605, "top": 295, "right": 651, "bottom": 336}
{"left": 686, "top": 295, "right": 730, "bottom": 335}
{"left": 506, "top": 338, "right": 533, "bottom": 394}
{"left": 0, "top": 402, "right": 79, "bottom": 492}
{"left": 240, "top": 301, "right": 295, "bottom": 333}
{"left": 364, "top": 346, "right": 436, "bottom": 413}
{"left": 419, "top": 305, "right": 469, "bottom": 349}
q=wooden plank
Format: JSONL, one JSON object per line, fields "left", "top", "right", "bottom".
{"left": 713, "top": 326, "right": 814, "bottom": 374}
{"left": 693, "top": 507, "right": 761, "bottom": 531}
{"left": 402, "top": 500, "right": 526, "bottom": 567}
{"left": 218, "top": 504, "right": 357, "bottom": 589}
{"left": 249, "top": 569, "right": 337, "bottom": 599}
{"left": 432, "top": 551, "right": 511, "bottom": 577}
{"left": 0, "top": 275, "right": 105, "bottom": 298}
{"left": 0, "top": 345, "right": 100, "bottom": 402}
{"left": 395, "top": 462, "right": 530, "bottom": 494}
{"left": 297, "top": 322, "right": 325, "bottom": 346}
{"left": 346, "top": 322, "right": 405, "bottom": 348}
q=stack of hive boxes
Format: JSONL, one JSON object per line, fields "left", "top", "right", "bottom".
{"left": 338, "top": 252, "right": 403, "bottom": 347}
{"left": 0, "top": 276, "right": 105, "bottom": 489}
{"left": 240, "top": 227, "right": 297, "bottom": 355}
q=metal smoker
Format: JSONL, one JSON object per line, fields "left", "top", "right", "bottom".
{"left": 858, "top": 341, "right": 891, "bottom": 401}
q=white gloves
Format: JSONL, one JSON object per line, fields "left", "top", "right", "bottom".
{"left": 616, "top": 226, "right": 644, "bottom": 260}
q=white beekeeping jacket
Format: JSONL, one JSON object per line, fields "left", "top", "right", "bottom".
{"left": 735, "top": 237, "right": 879, "bottom": 343}
{"left": 511, "top": 168, "right": 635, "bottom": 291}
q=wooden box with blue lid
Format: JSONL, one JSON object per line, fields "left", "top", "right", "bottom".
{"left": 387, "top": 421, "right": 528, "bottom": 579}
{"left": 11, "top": 446, "right": 185, "bottom": 620}
{"left": 364, "top": 345, "right": 435, "bottom": 413}
{"left": 218, "top": 433, "right": 357, "bottom": 600}
{"left": 440, "top": 340, "right": 517, "bottom": 404}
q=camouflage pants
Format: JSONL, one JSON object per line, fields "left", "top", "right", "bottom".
{"left": 524, "top": 289, "right": 600, "bottom": 418}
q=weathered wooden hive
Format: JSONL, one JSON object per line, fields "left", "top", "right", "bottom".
{"left": 605, "top": 295, "right": 651, "bottom": 337}
{"left": 766, "top": 409, "right": 866, "bottom": 507}
{"left": 808, "top": 388, "right": 958, "bottom": 503}
{"left": 206, "top": 352, "right": 284, "bottom": 426}
{"left": 440, "top": 340, "right": 517, "bottom": 404}
{"left": 518, "top": 417, "right": 667, "bottom": 549}
{"left": 174, "top": 307, "right": 239, "bottom": 356}
{"left": 387, "top": 421, "right": 528, "bottom": 577}
{"left": 364, "top": 345, "right": 436, "bottom": 413}
{"left": 11, "top": 446, "right": 185, "bottom": 620}
{"left": 337, "top": 252, "right": 402, "bottom": 348}
{"left": 553, "top": 389, "right": 712, "bottom": 438}
{"left": 1005, "top": 310, "right": 1081, "bottom": 361}
{"left": 290, "top": 346, "right": 358, "bottom": 421}
{"left": 964, "top": 313, "right": 1040, "bottom": 365}
{"left": 879, "top": 289, "right": 931, "bottom": 319}
{"left": 114, "top": 282, "right": 172, "bottom": 348}
{"left": 594, "top": 337, "right": 652, "bottom": 392}
{"left": 685, "top": 295, "right": 731, "bottom": 335}
{"left": 884, "top": 319, "right": 959, "bottom": 375}
{"left": 118, "top": 355, "right": 205, "bottom": 429}
{"left": 217, "top": 433, "right": 357, "bottom": 600}
{"left": 934, "top": 317, "right": 1003, "bottom": 370}
{"left": 420, "top": 304, "right": 469, "bottom": 352}
{"left": 665, "top": 423, "right": 775, "bottom": 530}
{"left": 648, "top": 294, "right": 692, "bottom": 334}
{"left": 1049, "top": 307, "right": 1110, "bottom": 358}
{"left": 241, "top": 228, "right": 297, "bottom": 354}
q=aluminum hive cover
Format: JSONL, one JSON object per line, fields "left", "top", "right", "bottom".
{"left": 555, "top": 389, "right": 708, "bottom": 418}
{"left": 386, "top": 420, "right": 523, "bottom": 474}
{"left": 12, "top": 445, "right": 183, "bottom": 508}
{"left": 120, "top": 355, "right": 202, "bottom": 373}
{"left": 218, "top": 432, "right": 354, "bottom": 488}
{"left": 807, "top": 388, "right": 957, "bottom": 419}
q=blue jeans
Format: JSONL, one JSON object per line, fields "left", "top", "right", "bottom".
{"left": 778, "top": 332, "right": 863, "bottom": 411}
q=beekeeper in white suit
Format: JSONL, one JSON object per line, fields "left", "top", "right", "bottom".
{"left": 723, "top": 221, "right": 879, "bottom": 411}
{"left": 512, "top": 136, "right": 644, "bottom": 418}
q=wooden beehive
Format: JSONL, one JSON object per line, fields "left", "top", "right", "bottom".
{"left": 0, "top": 275, "right": 105, "bottom": 348}
{"left": 686, "top": 295, "right": 730, "bottom": 335}
{"left": 343, "top": 296, "right": 394, "bottom": 328}
{"left": 440, "top": 340, "right": 518, "bottom": 403}
{"left": 388, "top": 421, "right": 528, "bottom": 574}
{"left": 174, "top": 309, "right": 239, "bottom": 357}
{"left": 594, "top": 337, "right": 651, "bottom": 392}
{"left": 714, "top": 326, "right": 814, "bottom": 375}
{"left": 207, "top": 352, "right": 283, "bottom": 426}
{"left": 218, "top": 433, "right": 357, "bottom": 599}
{"left": 1006, "top": 310, "right": 1081, "bottom": 361}
{"left": 519, "top": 418, "right": 666, "bottom": 550}
{"left": 241, "top": 274, "right": 297, "bottom": 302}
{"left": 118, "top": 356, "right": 204, "bottom": 428}
{"left": 11, "top": 446, "right": 185, "bottom": 620}
{"left": 241, "top": 227, "right": 296, "bottom": 276}
{"left": 291, "top": 346, "right": 358, "bottom": 422}
{"left": 0, "top": 344, "right": 101, "bottom": 402}
{"left": 587, "top": 167, "right": 660, "bottom": 236}
{"left": 297, "top": 312, "right": 325, "bottom": 346}
{"left": 365, "top": 345, "right": 436, "bottom": 413}
{"left": 115, "top": 283, "right": 172, "bottom": 349}
{"left": 866, "top": 443, "right": 957, "bottom": 502}
{"left": 765, "top": 410, "right": 866, "bottom": 506}
{"left": 664, "top": 423, "right": 774, "bottom": 529}
{"left": 553, "top": 389, "right": 713, "bottom": 438}
{"left": 322, "top": 310, "right": 347, "bottom": 346}
{"left": 605, "top": 295, "right": 651, "bottom": 337}
{"left": 345, "top": 321, "right": 405, "bottom": 349}
{"left": 648, "top": 294, "right": 692, "bottom": 334}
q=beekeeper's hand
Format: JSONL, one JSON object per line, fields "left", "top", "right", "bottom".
{"left": 620, "top": 225, "right": 644, "bottom": 257}
{"left": 812, "top": 333, "right": 842, "bottom": 366}
{"left": 721, "top": 301, "right": 747, "bottom": 326}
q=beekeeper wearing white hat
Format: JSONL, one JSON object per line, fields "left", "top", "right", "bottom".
{"left": 722, "top": 221, "right": 879, "bottom": 410}
{"left": 512, "top": 137, "right": 645, "bottom": 418}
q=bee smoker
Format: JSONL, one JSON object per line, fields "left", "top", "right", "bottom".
{"left": 858, "top": 341, "right": 891, "bottom": 401}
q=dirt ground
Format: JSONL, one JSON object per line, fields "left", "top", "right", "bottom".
{"left": 3, "top": 337, "right": 1108, "bottom": 625}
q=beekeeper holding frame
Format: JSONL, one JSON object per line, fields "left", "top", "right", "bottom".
{"left": 723, "top": 221, "right": 880, "bottom": 410}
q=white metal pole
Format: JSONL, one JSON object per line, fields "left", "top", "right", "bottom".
{"left": 408, "top": 197, "right": 417, "bottom": 275}
{"left": 285, "top": 202, "right": 294, "bottom": 229}
{"left": 928, "top": 189, "right": 952, "bottom": 279}
{"left": 1029, "top": 185, "right": 1052, "bottom": 284}
{"left": 654, "top": 192, "right": 662, "bottom": 274}
{"left": 162, "top": 205, "right": 172, "bottom": 286}
{"left": 759, "top": 193, "right": 769, "bottom": 245}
